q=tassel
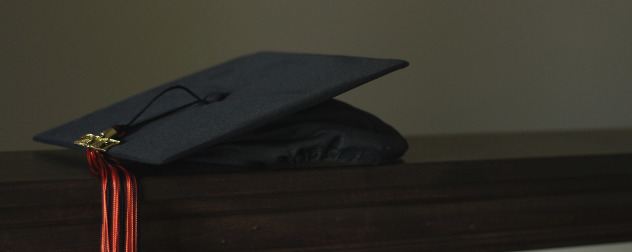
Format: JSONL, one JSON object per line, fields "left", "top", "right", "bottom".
{"left": 73, "top": 86, "right": 204, "bottom": 251}
{"left": 87, "top": 148, "right": 138, "bottom": 252}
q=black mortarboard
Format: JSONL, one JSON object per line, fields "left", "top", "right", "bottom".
{"left": 33, "top": 52, "right": 409, "bottom": 251}
{"left": 34, "top": 51, "right": 409, "bottom": 167}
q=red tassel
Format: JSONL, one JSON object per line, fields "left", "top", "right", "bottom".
{"left": 87, "top": 149, "right": 138, "bottom": 252}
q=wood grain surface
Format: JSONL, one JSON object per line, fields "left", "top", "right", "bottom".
{"left": 2, "top": 131, "right": 632, "bottom": 251}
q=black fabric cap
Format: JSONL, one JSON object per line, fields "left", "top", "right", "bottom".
{"left": 184, "top": 99, "right": 408, "bottom": 167}
{"left": 34, "top": 52, "right": 409, "bottom": 165}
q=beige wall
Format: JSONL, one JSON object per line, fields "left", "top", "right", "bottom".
{"left": 2, "top": 0, "right": 632, "bottom": 152}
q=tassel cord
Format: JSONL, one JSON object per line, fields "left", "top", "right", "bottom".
{"left": 87, "top": 149, "right": 137, "bottom": 252}
{"left": 82, "top": 85, "right": 207, "bottom": 252}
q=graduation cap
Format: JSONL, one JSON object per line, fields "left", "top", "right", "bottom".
{"left": 35, "top": 51, "right": 409, "bottom": 167}
{"left": 33, "top": 51, "right": 409, "bottom": 251}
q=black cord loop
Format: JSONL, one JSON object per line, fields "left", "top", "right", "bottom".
{"left": 113, "top": 85, "right": 209, "bottom": 136}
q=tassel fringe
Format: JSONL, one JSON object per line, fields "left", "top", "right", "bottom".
{"left": 87, "top": 149, "right": 138, "bottom": 252}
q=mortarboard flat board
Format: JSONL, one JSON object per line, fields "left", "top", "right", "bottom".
{"left": 34, "top": 51, "right": 409, "bottom": 166}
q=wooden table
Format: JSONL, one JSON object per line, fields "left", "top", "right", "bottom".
{"left": 2, "top": 130, "right": 632, "bottom": 251}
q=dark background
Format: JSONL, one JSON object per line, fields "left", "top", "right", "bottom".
{"left": 2, "top": 1, "right": 631, "bottom": 151}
